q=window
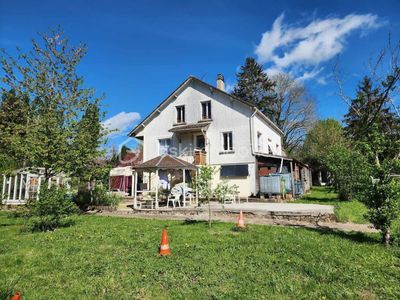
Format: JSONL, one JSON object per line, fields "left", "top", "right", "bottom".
{"left": 222, "top": 132, "right": 233, "bottom": 151}
{"left": 268, "top": 144, "right": 273, "bottom": 154}
{"left": 176, "top": 105, "right": 185, "bottom": 123}
{"left": 201, "top": 101, "right": 211, "bottom": 120}
{"left": 159, "top": 138, "right": 171, "bottom": 155}
{"left": 257, "top": 132, "right": 263, "bottom": 152}
{"left": 220, "top": 164, "right": 248, "bottom": 177}
{"left": 196, "top": 135, "right": 205, "bottom": 150}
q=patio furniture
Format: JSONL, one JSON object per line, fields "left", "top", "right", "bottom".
{"left": 132, "top": 154, "right": 199, "bottom": 209}
{"left": 167, "top": 186, "right": 182, "bottom": 208}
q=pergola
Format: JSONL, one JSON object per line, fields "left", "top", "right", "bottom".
{"left": 1, "top": 167, "right": 65, "bottom": 204}
{"left": 132, "top": 154, "right": 198, "bottom": 209}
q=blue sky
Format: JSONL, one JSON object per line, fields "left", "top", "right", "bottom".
{"left": 1, "top": 0, "right": 400, "bottom": 149}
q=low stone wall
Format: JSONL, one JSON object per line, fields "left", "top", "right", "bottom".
{"left": 115, "top": 207, "right": 336, "bottom": 223}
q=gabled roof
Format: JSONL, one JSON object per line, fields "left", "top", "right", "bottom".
{"left": 134, "top": 154, "right": 198, "bottom": 170}
{"left": 128, "top": 76, "right": 283, "bottom": 137}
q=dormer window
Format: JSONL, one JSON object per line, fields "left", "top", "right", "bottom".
{"left": 176, "top": 105, "right": 185, "bottom": 123}
{"left": 201, "top": 101, "right": 211, "bottom": 120}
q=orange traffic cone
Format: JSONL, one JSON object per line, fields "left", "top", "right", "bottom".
{"left": 159, "top": 228, "right": 171, "bottom": 256}
{"left": 12, "top": 292, "right": 21, "bottom": 300}
{"left": 237, "top": 210, "right": 245, "bottom": 228}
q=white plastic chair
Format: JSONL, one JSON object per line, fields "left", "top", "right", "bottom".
{"left": 167, "top": 186, "right": 182, "bottom": 208}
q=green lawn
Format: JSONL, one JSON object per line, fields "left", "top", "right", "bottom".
{"left": 297, "top": 186, "right": 369, "bottom": 224}
{"left": 1, "top": 212, "right": 400, "bottom": 299}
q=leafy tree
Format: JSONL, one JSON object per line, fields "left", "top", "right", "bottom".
{"left": 1, "top": 28, "right": 105, "bottom": 180}
{"left": 232, "top": 59, "right": 316, "bottom": 154}
{"left": 72, "top": 103, "right": 108, "bottom": 202}
{"left": 232, "top": 57, "right": 276, "bottom": 116}
{"left": 344, "top": 76, "right": 400, "bottom": 164}
{"left": 270, "top": 73, "right": 316, "bottom": 153}
{"left": 359, "top": 160, "right": 400, "bottom": 245}
{"left": 325, "top": 144, "right": 371, "bottom": 201}
{"left": 26, "top": 186, "right": 78, "bottom": 232}
{"left": 0, "top": 90, "right": 30, "bottom": 172}
{"left": 301, "top": 119, "right": 346, "bottom": 181}
{"left": 344, "top": 72, "right": 400, "bottom": 245}
{"left": 195, "top": 165, "right": 215, "bottom": 228}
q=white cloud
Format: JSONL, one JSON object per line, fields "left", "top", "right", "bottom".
{"left": 225, "top": 83, "right": 235, "bottom": 93}
{"left": 102, "top": 111, "right": 141, "bottom": 138}
{"left": 316, "top": 77, "right": 327, "bottom": 85}
{"left": 296, "top": 67, "right": 323, "bottom": 82}
{"left": 255, "top": 13, "right": 382, "bottom": 81}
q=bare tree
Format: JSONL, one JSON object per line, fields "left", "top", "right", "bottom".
{"left": 271, "top": 73, "right": 316, "bottom": 154}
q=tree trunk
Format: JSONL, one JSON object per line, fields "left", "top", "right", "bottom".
{"left": 89, "top": 177, "right": 94, "bottom": 204}
{"left": 208, "top": 196, "right": 211, "bottom": 228}
{"left": 383, "top": 229, "right": 391, "bottom": 246}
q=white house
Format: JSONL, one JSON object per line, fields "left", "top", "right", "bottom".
{"left": 129, "top": 75, "right": 298, "bottom": 197}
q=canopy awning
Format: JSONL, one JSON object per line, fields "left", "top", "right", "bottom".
{"left": 134, "top": 154, "right": 198, "bottom": 171}
{"left": 109, "top": 166, "right": 133, "bottom": 176}
{"left": 169, "top": 122, "right": 211, "bottom": 133}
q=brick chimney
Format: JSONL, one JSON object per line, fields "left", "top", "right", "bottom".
{"left": 216, "top": 74, "right": 225, "bottom": 91}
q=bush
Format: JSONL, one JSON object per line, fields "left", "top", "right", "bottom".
{"left": 27, "top": 215, "right": 76, "bottom": 232}
{"left": 214, "top": 181, "right": 239, "bottom": 202}
{"left": 326, "top": 144, "right": 371, "bottom": 200}
{"left": 74, "top": 184, "right": 122, "bottom": 207}
{"left": 26, "top": 186, "right": 78, "bottom": 232}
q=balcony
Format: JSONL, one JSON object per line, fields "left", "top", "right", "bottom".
{"left": 194, "top": 150, "right": 207, "bottom": 165}
{"left": 178, "top": 150, "right": 207, "bottom": 166}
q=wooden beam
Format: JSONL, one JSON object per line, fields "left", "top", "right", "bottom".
{"left": 133, "top": 171, "right": 138, "bottom": 209}
{"left": 13, "top": 175, "right": 17, "bottom": 201}
{"left": 290, "top": 161, "right": 295, "bottom": 198}
{"left": 24, "top": 175, "right": 30, "bottom": 200}
{"left": 18, "top": 174, "right": 23, "bottom": 201}
{"left": 7, "top": 177, "right": 11, "bottom": 201}
{"left": 37, "top": 177, "right": 42, "bottom": 200}
{"left": 2, "top": 175, "right": 6, "bottom": 200}
{"left": 195, "top": 170, "right": 199, "bottom": 206}
{"left": 182, "top": 169, "right": 186, "bottom": 207}
{"left": 155, "top": 169, "right": 159, "bottom": 209}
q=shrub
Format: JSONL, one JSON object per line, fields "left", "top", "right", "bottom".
{"left": 214, "top": 181, "right": 239, "bottom": 202}
{"left": 27, "top": 215, "right": 76, "bottom": 232}
{"left": 74, "top": 184, "right": 122, "bottom": 207}
{"left": 326, "top": 144, "right": 371, "bottom": 200}
{"left": 26, "top": 186, "right": 78, "bottom": 232}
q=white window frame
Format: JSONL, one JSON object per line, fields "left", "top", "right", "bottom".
{"left": 221, "top": 131, "right": 233, "bottom": 152}
{"left": 176, "top": 105, "right": 185, "bottom": 124}
{"left": 201, "top": 101, "right": 212, "bottom": 120}
{"left": 159, "top": 138, "right": 171, "bottom": 155}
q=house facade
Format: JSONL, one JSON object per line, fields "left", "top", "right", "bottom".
{"left": 129, "top": 75, "right": 292, "bottom": 197}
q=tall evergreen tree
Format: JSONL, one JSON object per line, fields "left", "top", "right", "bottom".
{"left": 344, "top": 76, "right": 400, "bottom": 164}
{"left": 232, "top": 57, "right": 276, "bottom": 117}
{"left": 344, "top": 74, "right": 400, "bottom": 245}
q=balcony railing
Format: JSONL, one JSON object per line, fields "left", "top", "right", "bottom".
{"left": 194, "top": 150, "right": 207, "bottom": 165}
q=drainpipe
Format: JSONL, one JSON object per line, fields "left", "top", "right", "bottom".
{"left": 249, "top": 107, "right": 257, "bottom": 156}
{"left": 201, "top": 128, "right": 210, "bottom": 165}
{"left": 249, "top": 107, "right": 257, "bottom": 195}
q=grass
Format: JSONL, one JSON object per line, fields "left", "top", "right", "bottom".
{"left": 1, "top": 212, "right": 400, "bottom": 299}
{"left": 297, "top": 186, "right": 369, "bottom": 224}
